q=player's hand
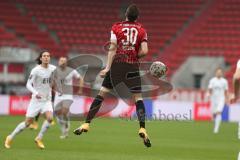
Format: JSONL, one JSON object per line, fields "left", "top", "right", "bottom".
{"left": 100, "top": 68, "right": 109, "bottom": 78}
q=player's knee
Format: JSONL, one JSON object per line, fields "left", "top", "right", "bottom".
{"left": 98, "top": 87, "right": 110, "bottom": 97}
{"left": 133, "top": 93, "right": 143, "bottom": 102}
{"left": 135, "top": 97, "right": 143, "bottom": 102}
{"left": 134, "top": 97, "right": 143, "bottom": 103}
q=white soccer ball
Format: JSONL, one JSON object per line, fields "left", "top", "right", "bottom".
{"left": 149, "top": 61, "right": 167, "bottom": 78}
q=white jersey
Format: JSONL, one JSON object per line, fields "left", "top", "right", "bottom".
{"left": 26, "top": 64, "right": 56, "bottom": 101}
{"left": 54, "top": 67, "right": 81, "bottom": 98}
{"left": 208, "top": 77, "right": 228, "bottom": 101}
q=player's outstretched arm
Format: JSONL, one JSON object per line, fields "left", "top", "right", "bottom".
{"left": 138, "top": 41, "right": 148, "bottom": 59}
{"left": 100, "top": 42, "right": 117, "bottom": 78}
{"left": 105, "top": 42, "right": 117, "bottom": 70}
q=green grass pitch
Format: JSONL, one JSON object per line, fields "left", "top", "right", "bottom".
{"left": 0, "top": 116, "right": 239, "bottom": 160}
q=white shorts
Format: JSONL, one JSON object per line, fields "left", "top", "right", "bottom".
{"left": 211, "top": 99, "right": 225, "bottom": 114}
{"left": 26, "top": 99, "right": 53, "bottom": 118}
{"left": 54, "top": 94, "right": 73, "bottom": 111}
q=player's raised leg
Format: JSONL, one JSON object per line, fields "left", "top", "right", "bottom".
{"left": 73, "top": 87, "right": 109, "bottom": 135}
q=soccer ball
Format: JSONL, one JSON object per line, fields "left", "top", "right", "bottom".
{"left": 149, "top": 61, "right": 167, "bottom": 78}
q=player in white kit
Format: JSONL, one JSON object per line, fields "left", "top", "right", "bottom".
{"left": 208, "top": 68, "right": 228, "bottom": 133}
{"left": 54, "top": 56, "right": 83, "bottom": 139}
{"left": 4, "top": 51, "right": 56, "bottom": 149}
{"left": 232, "top": 59, "right": 240, "bottom": 139}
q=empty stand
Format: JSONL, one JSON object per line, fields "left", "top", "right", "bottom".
{"left": 1, "top": 0, "right": 238, "bottom": 84}
{"left": 165, "top": 0, "right": 240, "bottom": 83}
{"left": 14, "top": 0, "right": 204, "bottom": 57}
{"left": 0, "top": 1, "right": 60, "bottom": 55}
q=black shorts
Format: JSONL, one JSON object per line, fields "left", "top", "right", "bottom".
{"left": 102, "top": 62, "right": 141, "bottom": 93}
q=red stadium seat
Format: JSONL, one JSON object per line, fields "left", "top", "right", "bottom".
{"left": 8, "top": 0, "right": 205, "bottom": 57}
{"left": 162, "top": 0, "right": 240, "bottom": 79}
{"left": 5, "top": 0, "right": 239, "bottom": 81}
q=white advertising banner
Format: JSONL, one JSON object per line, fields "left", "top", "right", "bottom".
{"left": 0, "top": 95, "right": 9, "bottom": 115}
{"left": 69, "top": 97, "right": 135, "bottom": 118}
{"left": 229, "top": 103, "right": 240, "bottom": 122}
{"left": 153, "top": 101, "right": 193, "bottom": 121}
{"left": 69, "top": 96, "right": 85, "bottom": 114}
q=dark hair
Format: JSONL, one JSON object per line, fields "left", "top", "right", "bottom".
{"left": 125, "top": 4, "right": 139, "bottom": 22}
{"left": 36, "top": 50, "right": 49, "bottom": 64}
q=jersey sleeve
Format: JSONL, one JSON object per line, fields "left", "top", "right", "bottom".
{"left": 26, "top": 68, "right": 38, "bottom": 95}
{"left": 237, "top": 59, "right": 240, "bottom": 69}
{"left": 140, "top": 28, "right": 148, "bottom": 43}
{"left": 110, "top": 24, "right": 117, "bottom": 42}
{"left": 110, "top": 30, "right": 117, "bottom": 41}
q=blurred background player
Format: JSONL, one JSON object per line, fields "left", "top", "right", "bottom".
{"left": 4, "top": 51, "right": 56, "bottom": 149}
{"left": 54, "top": 56, "right": 83, "bottom": 139}
{"left": 232, "top": 59, "right": 240, "bottom": 139}
{"left": 73, "top": 4, "right": 151, "bottom": 147}
{"left": 208, "top": 68, "right": 228, "bottom": 134}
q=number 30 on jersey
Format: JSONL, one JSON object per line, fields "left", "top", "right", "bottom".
{"left": 122, "top": 28, "right": 138, "bottom": 45}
